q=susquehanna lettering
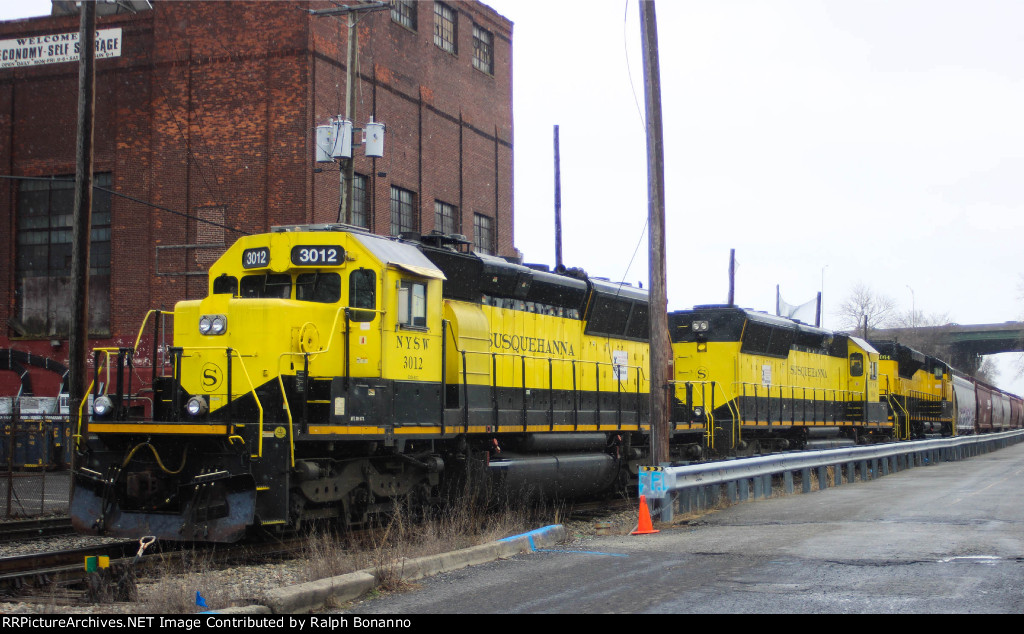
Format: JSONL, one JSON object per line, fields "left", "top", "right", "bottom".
{"left": 790, "top": 366, "right": 827, "bottom": 378}
{"left": 490, "top": 332, "right": 575, "bottom": 356}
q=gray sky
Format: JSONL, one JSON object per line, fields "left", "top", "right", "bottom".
{"left": 486, "top": 0, "right": 1024, "bottom": 393}
{"left": 5, "top": 0, "right": 1024, "bottom": 393}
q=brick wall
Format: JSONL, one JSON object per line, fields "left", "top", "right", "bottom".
{"left": 0, "top": 1, "right": 513, "bottom": 395}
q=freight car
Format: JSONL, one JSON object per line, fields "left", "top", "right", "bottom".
{"left": 668, "top": 305, "right": 890, "bottom": 457}
{"left": 70, "top": 225, "right": 652, "bottom": 542}
{"left": 953, "top": 373, "right": 1024, "bottom": 434}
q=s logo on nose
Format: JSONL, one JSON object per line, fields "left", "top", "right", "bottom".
{"left": 201, "top": 363, "right": 223, "bottom": 392}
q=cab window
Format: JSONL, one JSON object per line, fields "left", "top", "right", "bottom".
{"left": 850, "top": 352, "right": 864, "bottom": 377}
{"left": 240, "top": 274, "right": 291, "bottom": 299}
{"left": 398, "top": 280, "right": 427, "bottom": 328}
{"left": 349, "top": 269, "right": 376, "bottom": 322}
{"left": 296, "top": 272, "right": 341, "bottom": 303}
{"left": 212, "top": 274, "right": 238, "bottom": 296}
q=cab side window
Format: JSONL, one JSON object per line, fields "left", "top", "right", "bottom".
{"left": 398, "top": 280, "right": 427, "bottom": 328}
{"left": 349, "top": 269, "right": 376, "bottom": 322}
{"left": 850, "top": 352, "right": 864, "bottom": 377}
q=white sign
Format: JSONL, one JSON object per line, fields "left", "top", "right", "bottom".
{"left": 1, "top": 28, "right": 123, "bottom": 69}
{"left": 613, "top": 349, "right": 629, "bottom": 381}
{"left": 761, "top": 364, "right": 772, "bottom": 387}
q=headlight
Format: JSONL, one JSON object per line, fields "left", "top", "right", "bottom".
{"left": 93, "top": 395, "right": 114, "bottom": 417}
{"left": 199, "top": 314, "right": 227, "bottom": 336}
{"left": 692, "top": 320, "right": 709, "bottom": 332}
{"left": 186, "top": 396, "right": 209, "bottom": 417}
{"left": 693, "top": 406, "right": 704, "bottom": 418}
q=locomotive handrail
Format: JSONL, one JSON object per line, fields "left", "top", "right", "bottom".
{"left": 732, "top": 382, "right": 867, "bottom": 425}
{"left": 271, "top": 304, "right": 386, "bottom": 465}
{"left": 294, "top": 305, "right": 375, "bottom": 360}
{"left": 276, "top": 372, "right": 296, "bottom": 468}
{"left": 668, "top": 379, "right": 742, "bottom": 450}
{"left": 156, "top": 344, "right": 266, "bottom": 456}
{"left": 886, "top": 392, "right": 911, "bottom": 440}
{"left": 132, "top": 309, "right": 162, "bottom": 355}
{"left": 450, "top": 346, "right": 647, "bottom": 431}
{"left": 466, "top": 349, "right": 646, "bottom": 387}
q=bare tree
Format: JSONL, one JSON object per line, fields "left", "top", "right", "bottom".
{"left": 891, "top": 310, "right": 956, "bottom": 361}
{"left": 835, "top": 282, "right": 898, "bottom": 337}
{"left": 976, "top": 357, "right": 998, "bottom": 384}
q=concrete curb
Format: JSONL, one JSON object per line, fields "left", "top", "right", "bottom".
{"left": 220, "top": 524, "right": 566, "bottom": 614}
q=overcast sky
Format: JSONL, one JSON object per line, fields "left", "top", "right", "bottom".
{"left": 4, "top": 0, "right": 1024, "bottom": 393}
{"left": 489, "top": 0, "right": 1024, "bottom": 394}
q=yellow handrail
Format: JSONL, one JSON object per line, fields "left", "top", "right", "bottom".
{"left": 272, "top": 304, "right": 387, "bottom": 467}
{"left": 886, "top": 393, "right": 910, "bottom": 440}
{"left": 668, "top": 380, "right": 741, "bottom": 450}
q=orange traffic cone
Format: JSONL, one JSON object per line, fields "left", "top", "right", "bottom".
{"left": 630, "top": 495, "right": 660, "bottom": 535}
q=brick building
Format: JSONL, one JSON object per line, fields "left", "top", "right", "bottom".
{"left": 0, "top": 0, "right": 514, "bottom": 396}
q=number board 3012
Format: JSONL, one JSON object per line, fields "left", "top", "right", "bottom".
{"left": 242, "top": 247, "right": 270, "bottom": 269}
{"left": 291, "top": 245, "right": 344, "bottom": 266}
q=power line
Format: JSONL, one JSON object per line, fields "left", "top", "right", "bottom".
{"left": 0, "top": 175, "right": 249, "bottom": 235}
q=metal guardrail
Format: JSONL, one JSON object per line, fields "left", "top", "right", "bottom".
{"left": 639, "top": 430, "right": 1024, "bottom": 522}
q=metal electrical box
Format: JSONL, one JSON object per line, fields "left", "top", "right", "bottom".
{"left": 364, "top": 119, "right": 385, "bottom": 158}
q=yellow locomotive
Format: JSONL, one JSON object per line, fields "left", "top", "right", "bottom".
{"left": 869, "top": 341, "right": 954, "bottom": 439}
{"left": 71, "top": 225, "right": 651, "bottom": 542}
{"left": 668, "top": 305, "right": 890, "bottom": 456}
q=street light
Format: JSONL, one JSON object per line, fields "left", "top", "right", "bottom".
{"left": 906, "top": 285, "right": 915, "bottom": 328}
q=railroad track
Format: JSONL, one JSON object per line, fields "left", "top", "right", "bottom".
{"left": 0, "top": 516, "right": 74, "bottom": 541}
{"left": 0, "top": 531, "right": 311, "bottom": 602}
{"left": 0, "top": 539, "right": 144, "bottom": 596}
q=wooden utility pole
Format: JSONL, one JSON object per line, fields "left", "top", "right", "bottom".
{"left": 554, "top": 125, "right": 563, "bottom": 270}
{"left": 308, "top": 2, "right": 389, "bottom": 225}
{"left": 340, "top": 11, "right": 359, "bottom": 224}
{"left": 69, "top": 0, "right": 97, "bottom": 455}
{"left": 640, "top": 0, "right": 670, "bottom": 467}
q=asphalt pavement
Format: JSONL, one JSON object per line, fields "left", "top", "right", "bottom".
{"left": 331, "top": 442, "right": 1024, "bottom": 614}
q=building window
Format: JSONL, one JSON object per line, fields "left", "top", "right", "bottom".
{"left": 472, "top": 24, "right": 493, "bottom": 74}
{"left": 435, "top": 200, "right": 457, "bottom": 235}
{"left": 352, "top": 173, "right": 368, "bottom": 229}
{"left": 390, "top": 186, "right": 416, "bottom": 236}
{"left": 473, "top": 213, "right": 494, "bottom": 255}
{"left": 15, "top": 173, "right": 112, "bottom": 337}
{"left": 390, "top": 0, "right": 416, "bottom": 30}
{"left": 433, "top": 2, "right": 457, "bottom": 54}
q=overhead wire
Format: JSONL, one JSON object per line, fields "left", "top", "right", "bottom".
{"left": 0, "top": 175, "right": 249, "bottom": 235}
{"left": 613, "top": 0, "right": 652, "bottom": 299}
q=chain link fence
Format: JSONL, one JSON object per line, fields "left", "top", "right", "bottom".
{"left": 1, "top": 397, "right": 74, "bottom": 519}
